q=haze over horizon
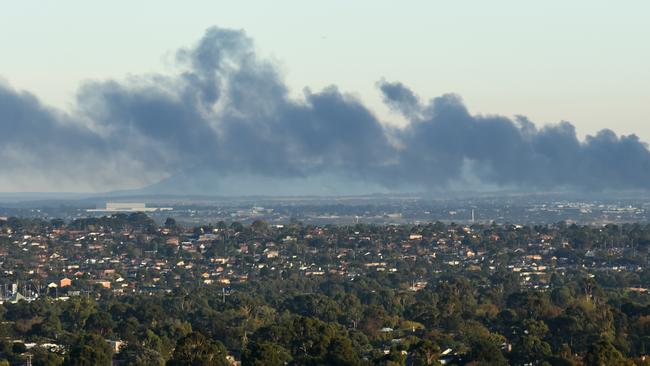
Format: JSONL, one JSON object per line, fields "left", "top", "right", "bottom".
{"left": 1, "top": 2, "right": 650, "bottom": 195}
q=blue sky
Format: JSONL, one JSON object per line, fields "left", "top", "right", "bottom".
{"left": 1, "top": 1, "right": 648, "bottom": 140}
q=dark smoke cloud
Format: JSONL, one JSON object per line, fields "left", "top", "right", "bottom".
{"left": 377, "top": 85, "right": 650, "bottom": 191}
{"left": 0, "top": 26, "right": 649, "bottom": 193}
{"left": 378, "top": 80, "right": 422, "bottom": 120}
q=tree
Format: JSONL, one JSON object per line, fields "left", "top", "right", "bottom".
{"left": 510, "top": 335, "right": 551, "bottom": 365}
{"left": 164, "top": 217, "right": 178, "bottom": 229}
{"left": 376, "top": 347, "right": 406, "bottom": 366}
{"left": 34, "top": 314, "right": 62, "bottom": 339}
{"left": 85, "top": 311, "right": 115, "bottom": 336}
{"left": 32, "top": 348, "right": 64, "bottom": 366}
{"left": 283, "top": 293, "right": 342, "bottom": 323}
{"left": 584, "top": 338, "right": 631, "bottom": 366}
{"left": 61, "top": 297, "right": 95, "bottom": 329}
{"left": 242, "top": 341, "right": 292, "bottom": 366}
{"left": 119, "top": 343, "right": 165, "bottom": 366}
{"left": 250, "top": 220, "right": 268, "bottom": 233}
{"left": 64, "top": 333, "right": 113, "bottom": 366}
{"left": 50, "top": 218, "right": 65, "bottom": 229}
{"left": 409, "top": 340, "right": 441, "bottom": 365}
{"left": 230, "top": 222, "right": 244, "bottom": 233}
{"left": 466, "top": 337, "right": 508, "bottom": 366}
{"left": 324, "top": 336, "right": 361, "bottom": 366}
{"left": 167, "top": 332, "right": 229, "bottom": 366}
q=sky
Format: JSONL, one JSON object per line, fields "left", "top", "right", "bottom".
{"left": 1, "top": 1, "right": 649, "bottom": 194}
{"left": 2, "top": 1, "right": 648, "bottom": 138}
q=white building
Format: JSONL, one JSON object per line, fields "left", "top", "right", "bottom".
{"left": 87, "top": 202, "right": 172, "bottom": 212}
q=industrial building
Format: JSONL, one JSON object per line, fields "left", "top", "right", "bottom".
{"left": 86, "top": 202, "right": 172, "bottom": 212}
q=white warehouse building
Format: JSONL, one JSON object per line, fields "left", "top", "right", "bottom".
{"left": 87, "top": 202, "right": 172, "bottom": 212}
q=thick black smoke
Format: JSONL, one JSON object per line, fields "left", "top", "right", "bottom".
{"left": 381, "top": 88, "right": 650, "bottom": 191}
{"left": 0, "top": 26, "right": 649, "bottom": 193}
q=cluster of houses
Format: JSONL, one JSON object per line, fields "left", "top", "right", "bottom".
{"left": 0, "top": 217, "right": 646, "bottom": 303}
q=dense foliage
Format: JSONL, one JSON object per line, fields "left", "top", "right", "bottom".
{"left": 1, "top": 216, "right": 650, "bottom": 365}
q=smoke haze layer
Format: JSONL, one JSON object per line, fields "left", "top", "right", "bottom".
{"left": 1, "top": 27, "right": 648, "bottom": 194}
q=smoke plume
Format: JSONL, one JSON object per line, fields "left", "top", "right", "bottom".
{"left": 1, "top": 26, "right": 649, "bottom": 194}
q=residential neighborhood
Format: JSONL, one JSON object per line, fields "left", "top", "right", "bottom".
{"left": 1, "top": 212, "right": 649, "bottom": 364}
